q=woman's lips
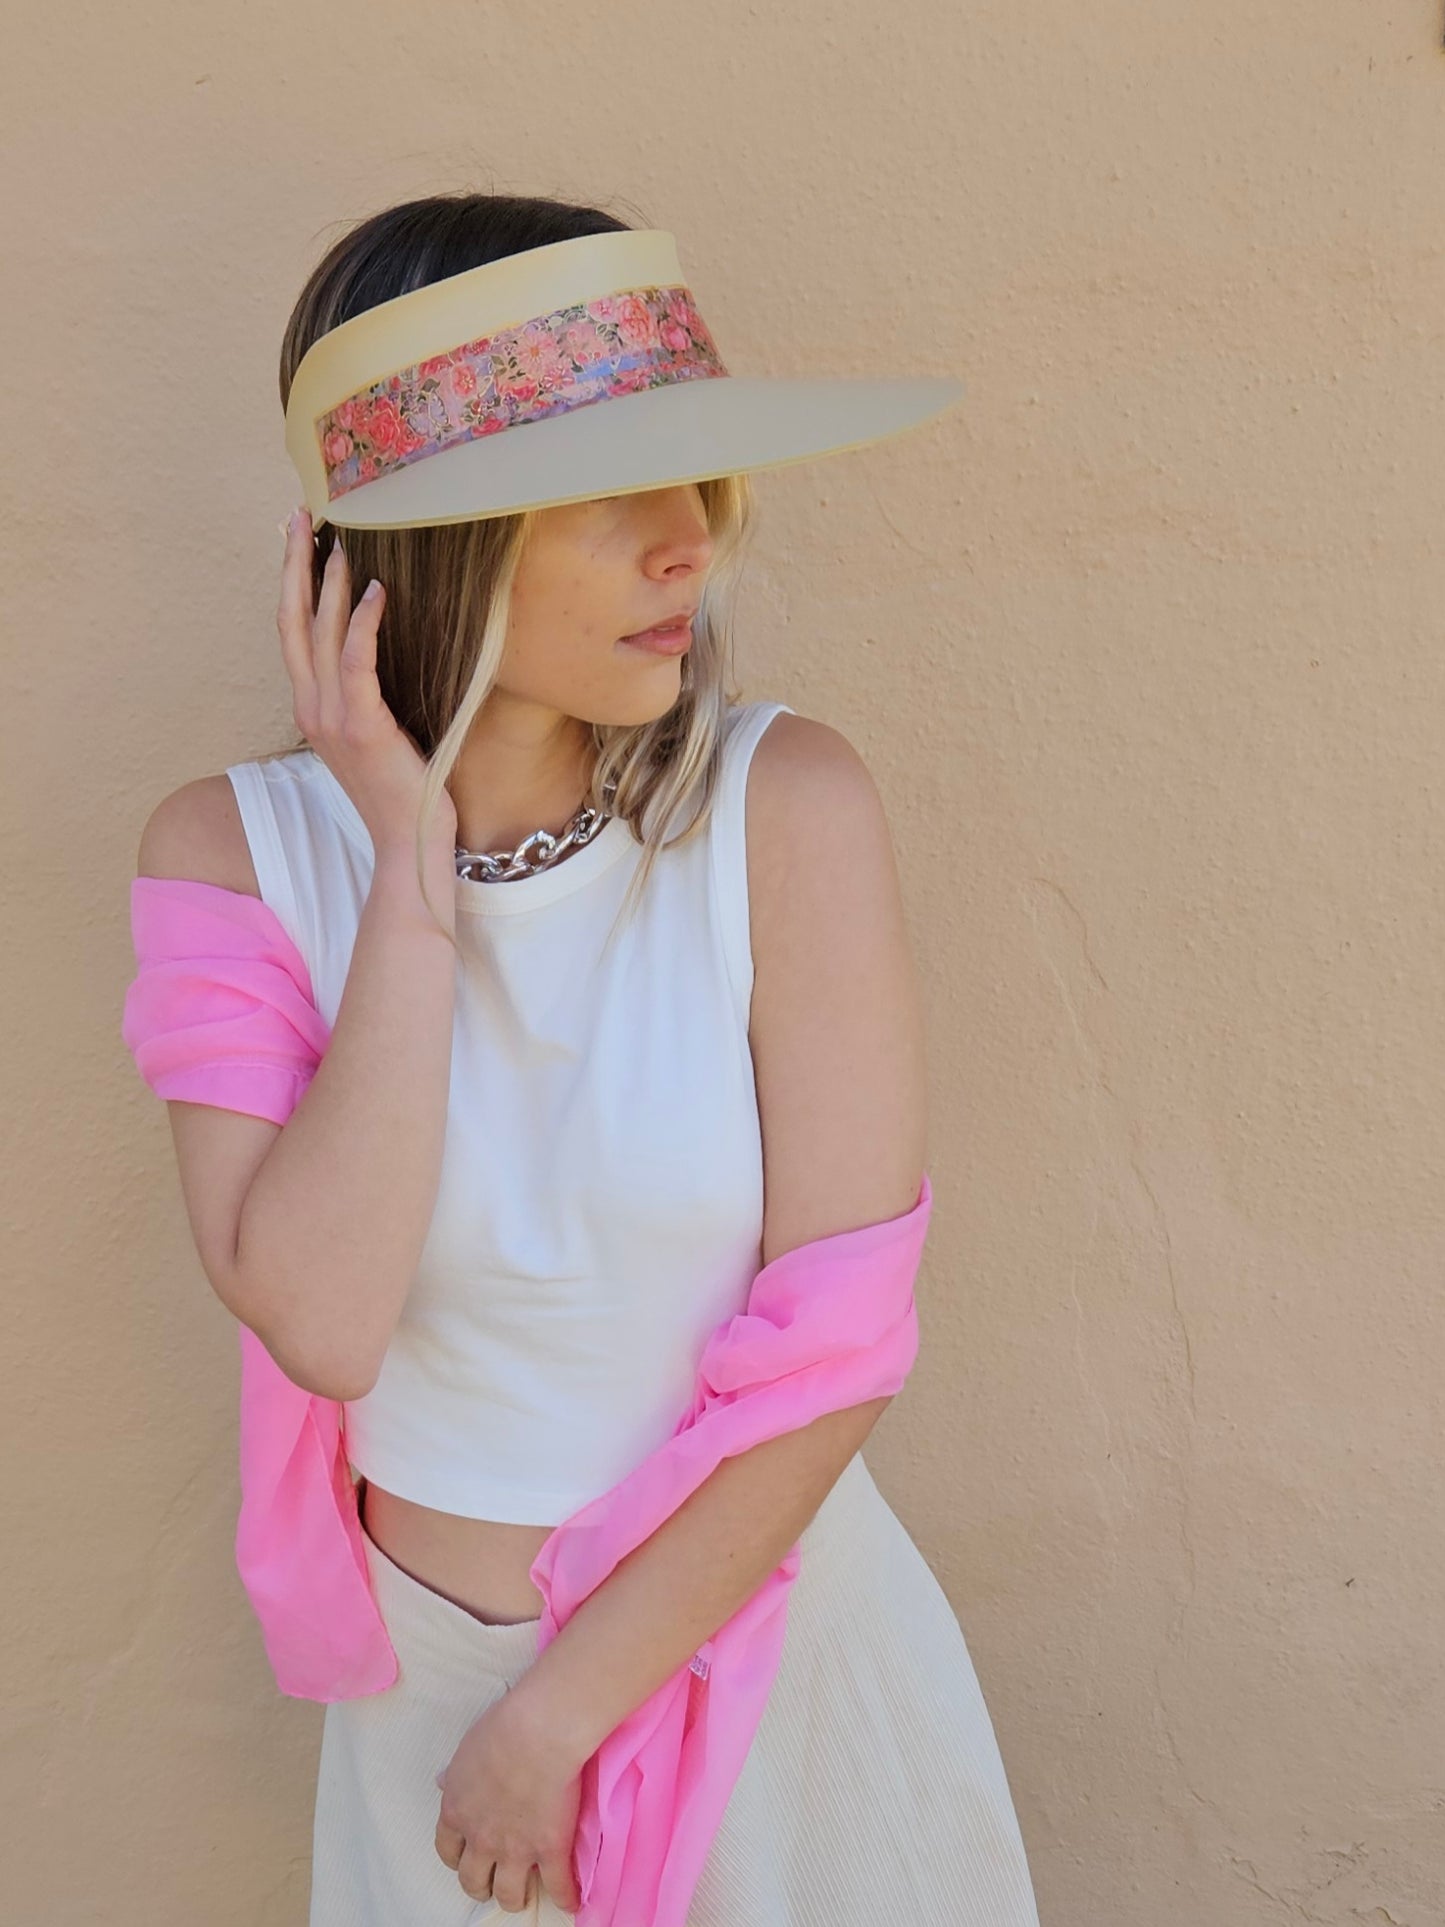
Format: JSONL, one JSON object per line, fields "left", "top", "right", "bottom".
{"left": 618, "top": 618, "right": 693, "bottom": 655}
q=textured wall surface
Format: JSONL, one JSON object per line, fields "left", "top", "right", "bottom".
{"left": 5, "top": 2, "right": 1444, "bottom": 1922}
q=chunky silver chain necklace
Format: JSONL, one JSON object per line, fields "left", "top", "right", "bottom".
{"left": 454, "top": 776, "right": 620, "bottom": 883}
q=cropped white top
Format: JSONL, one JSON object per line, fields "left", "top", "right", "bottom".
{"left": 225, "top": 698, "right": 793, "bottom": 1525}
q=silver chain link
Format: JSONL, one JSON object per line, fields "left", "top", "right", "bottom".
{"left": 454, "top": 777, "right": 620, "bottom": 884}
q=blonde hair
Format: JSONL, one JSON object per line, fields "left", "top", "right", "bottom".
{"left": 271, "top": 190, "right": 762, "bottom": 961}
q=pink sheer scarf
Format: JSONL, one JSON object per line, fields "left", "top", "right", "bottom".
{"left": 122, "top": 874, "right": 931, "bottom": 1927}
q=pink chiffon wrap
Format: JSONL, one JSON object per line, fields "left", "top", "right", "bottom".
{"left": 121, "top": 873, "right": 932, "bottom": 1927}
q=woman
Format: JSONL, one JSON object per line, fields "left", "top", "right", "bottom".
{"left": 124, "top": 191, "right": 1041, "bottom": 1926}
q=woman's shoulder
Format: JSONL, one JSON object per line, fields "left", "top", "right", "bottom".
{"left": 136, "top": 770, "right": 263, "bottom": 899}
{"left": 741, "top": 702, "right": 883, "bottom": 819}
{"left": 136, "top": 749, "right": 319, "bottom": 899}
{"left": 739, "top": 699, "right": 901, "bottom": 945}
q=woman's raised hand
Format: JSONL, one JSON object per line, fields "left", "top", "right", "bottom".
{"left": 276, "top": 507, "right": 457, "bottom": 860}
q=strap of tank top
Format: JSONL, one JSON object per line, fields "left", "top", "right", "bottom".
{"left": 711, "top": 701, "right": 796, "bottom": 1034}
{"left": 225, "top": 761, "right": 308, "bottom": 961}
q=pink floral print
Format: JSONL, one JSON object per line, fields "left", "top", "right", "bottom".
{"left": 315, "top": 283, "right": 730, "bottom": 503}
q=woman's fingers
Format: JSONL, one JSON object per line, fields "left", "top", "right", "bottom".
{"left": 434, "top": 1809, "right": 566, "bottom": 1914}
{"left": 270, "top": 510, "right": 426, "bottom": 850}
{"left": 275, "top": 508, "right": 318, "bottom": 711}
{"left": 434, "top": 1810, "right": 463, "bottom": 1872}
{"left": 537, "top": 1844, "right": 581, "bottom": 1915}
{"left": 311, "top": 537, "right": 353, "bottom": 709}
{"left": 338, "top": 579, "right": 385, "bottom": 704}
{"left": 462, "top": 1853, "right": 533, "bottom": 1912}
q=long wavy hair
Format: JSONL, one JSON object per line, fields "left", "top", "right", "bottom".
{"left": 273, "top": 189, "right": 760, "bottom": 956}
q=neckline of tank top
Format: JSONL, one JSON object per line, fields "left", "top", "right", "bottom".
{"left": 299, "top": 749, "right": 637, "bottom": 916}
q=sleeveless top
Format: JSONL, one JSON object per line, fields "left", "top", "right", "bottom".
{"left": 224, "top": 698, "right": 795, "bottom": 1526}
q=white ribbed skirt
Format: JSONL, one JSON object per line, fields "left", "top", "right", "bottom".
{"left": 309, "top": 1449, "right": 1041, "bottom": 1927}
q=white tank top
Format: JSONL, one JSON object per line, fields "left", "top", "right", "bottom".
{"left": 225, "top": 698, "right": 794, "bottom": 1524}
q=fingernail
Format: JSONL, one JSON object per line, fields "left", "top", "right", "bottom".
{"left": 362, "top": 578, "right": 382, "bottom": 600}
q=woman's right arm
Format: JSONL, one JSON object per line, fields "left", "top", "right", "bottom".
{"left": 138, "top": 770, "right": 458, "bottom": 1402}
{"left": 136, "top": 511, "right": 463, "bottom": 1402}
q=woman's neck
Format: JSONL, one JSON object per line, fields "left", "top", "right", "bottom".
{"left": 446, "top": 709, "right": 598, "bottom": 855}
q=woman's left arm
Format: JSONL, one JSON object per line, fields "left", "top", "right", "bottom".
{"left": 504, "top": 713, "right": 930, "bottom": 1770}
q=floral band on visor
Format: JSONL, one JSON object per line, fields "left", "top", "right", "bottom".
{"left": 314, "top": 283, "right": 730, "bottom": 503}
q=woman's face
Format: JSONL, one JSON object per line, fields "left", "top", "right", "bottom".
{"left": 500, "top": 483, "right": 716, "bottom": 728}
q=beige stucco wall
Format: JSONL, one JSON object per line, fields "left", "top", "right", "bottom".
{"left": 5, "top": 2, "right": 1442, "bottom": 1921}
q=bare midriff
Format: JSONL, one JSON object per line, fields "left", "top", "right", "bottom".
{"left": 359, "top": 1478, "right": 554, "bottom": 1626}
